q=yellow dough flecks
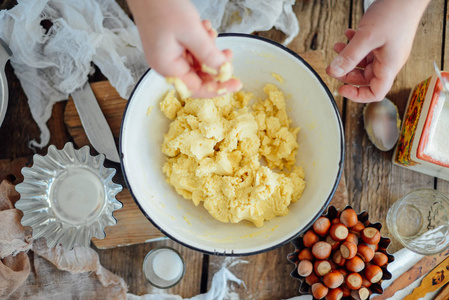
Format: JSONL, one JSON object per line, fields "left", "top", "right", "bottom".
{"left": 166, "top": 77, "right": 192, "bottom": 99}
{"left": 160, "top": 84, "right": 305, "bottom": 227}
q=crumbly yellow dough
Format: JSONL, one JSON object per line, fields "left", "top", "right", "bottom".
{"left": 160, "top": 84, "right": 306, "bottom": 227}
{"left": 166, "top": 77, "right": 192, "bottom": 99}
{"left": 167, "top": 62, "right": 234, "bottom": 99}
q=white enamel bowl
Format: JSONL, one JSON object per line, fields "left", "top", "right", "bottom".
{"left": 120, "top": 34, "right": 344, "bottom": 256}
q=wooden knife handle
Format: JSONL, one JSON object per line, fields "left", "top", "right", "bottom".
{"left": 434, "top": 283, "right": 449, "bottom": 300}
{"left": 372, "top": 248, "right": 449, "bottom": 300}
{"left": 404, "top": 255, "right": 449, "bottom": 300}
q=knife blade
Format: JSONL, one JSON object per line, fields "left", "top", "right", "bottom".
{"left": 71, "top": 82, "right": 120, "bottom": 163}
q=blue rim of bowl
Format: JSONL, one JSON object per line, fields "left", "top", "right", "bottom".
{"left": 119, "top": 33, "right": 345, "bottom": 256}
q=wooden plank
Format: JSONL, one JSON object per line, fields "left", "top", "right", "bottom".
{"left": 260, "top": 0, "right": 352, "bottom": 116}
{"left": 0, "top": 157, "right": 32, "bottom": 184}
{"left": 438, "top": 2, "right": 449, "bottom": 207}
{"left": 95, "top": 240, "right": 203, "bottom": 297}
{"left": 92, "top": 188, "right": 165, "bottom": 249}
{"left": 434, "top": 282, "right": 449, "bottom": 300}
{"left": 0, "top": 67, "right": 72, "bottom": 159}
{"left": 346, "top": 0, "right": 445, "bottom": 254}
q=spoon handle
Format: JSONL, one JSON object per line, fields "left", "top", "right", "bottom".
{"left": 433, "top": 61, "right": 449, "bottom": 93}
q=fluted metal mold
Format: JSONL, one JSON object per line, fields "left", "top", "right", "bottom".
{"left": 15, "top": 142, "right": 123, "bottom": 250}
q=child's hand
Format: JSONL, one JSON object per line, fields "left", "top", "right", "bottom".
{"left": 129, "top": 0, "right": 242, "bottom": 98}
{"left": 326, "top": 0, "right": 431, "bottom": 103}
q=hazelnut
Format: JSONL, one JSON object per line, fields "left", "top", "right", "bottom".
{"left": 337, "top": 268, "right": 348, "bottom": 279}
{"left": 314, "top": 217, "right": 331, "bottom": 235}
{"left": 325, "top": 288, "right": 343, "bottom": 300}
{"left": 365, "top": 264, "right": 383, "bottom": 283}
{"left": 312, "top": 241, "right": 332, "bottom": 260}
{"left": 351, "top": 287, "right": 370, "bottom": 300}
{"left": 305, "top": 272, "right": 320, "bottom": 286}
{"left": 372, "top": 252, "right": 388, "bottom": 267}
{"left": 340, "top": 285, "right": 351, "bottom": 297}
{"left": 323, "top": 270, "right": 344, "bottom": 289}
{"left": 329, "top": 260, "right": 338, "bottom": 271}
{"left": 326, "top": 235, "right": 341, "bottom": 251}
{"left": 361, "top": 227, "right": 381, "bottom": 245}
{"left": 366, "top": 243, "right": 379, "bottom": 252}
{"left": 297, "top": 259, "right": 313, "bottom": 277}
{"left": 312, "top": 283, "right": 329, "bottom": 299}
{"left": 350, "top": 221, "right": 365, "bottom": 233}
{"left": 332, "top": 250, "right": 346, "bottom": 266}
{"left": 331, "top": 218, "right": 341, "bottom": 225}
{"left": 340, "top": 208, "right": 358, "bottom": 227}
{"left": 314, "top": 260, "right": 332, "bottom": 276}
{"left": 303, "top": 230, "right": 319, "bottom": 248}
{"left": 340, "top": 241, "right": 357, "bottom": 259}
{"left": 377, "top": 246, "right": 388, "bottom": 253}
{"left": 345, "top": 232, "right": 359, "bottom": 245}
{"left": 345, "top": 273, "right": 362, "bottom": 290}
{"left": 357, "top": 244, "right": 375, "bottom": 262}
{"left": 345, "top": 256, "right": 365, "bottom": 273}
{"left": 361, "top": 275, "right": 372, "bottom": 288}
{"left": 298, "top": 248, "right": 314, "bottom": 261}
{"left": 330, "top": 224, "right": 349, "bottom": 241}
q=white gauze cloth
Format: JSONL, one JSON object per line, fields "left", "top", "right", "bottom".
{"left": 0, "top": 0, "right": 299, "bottom": 149}
{"left": 192, "top": 0, "right": 299, "bottom": 45}
{"left": 127, "top": 258, "right": 247, "bottom": 300}
{"left": 0, "top": 0, "right": 147, "bottom": 148}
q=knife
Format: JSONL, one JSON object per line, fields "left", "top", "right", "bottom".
{"left": 71, "top": 82, "right": 120, "bottom": 163}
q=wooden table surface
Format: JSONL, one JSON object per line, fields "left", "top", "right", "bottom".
{"left": 1, "top": 0, "right": 448, "bottom": 298}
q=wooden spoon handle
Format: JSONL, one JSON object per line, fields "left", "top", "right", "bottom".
{"left": 372, "top": 248, "right": 449, "bottom": 300}
{"left": 434, "top": 282, "right": 449, "bottom": 300}
{"left": 404, "top": 255, "right": 449, "bottom": 300}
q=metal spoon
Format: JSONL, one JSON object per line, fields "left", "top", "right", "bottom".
{"left": 363, "top": 98, "right": 401, "bottom": 151}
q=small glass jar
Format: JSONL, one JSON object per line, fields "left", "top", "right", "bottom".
{"left": 142, "top": 246, "right": 186, "bottom": 289}
{"left": 387, "top": 188, "right": 449, "bottom": 255}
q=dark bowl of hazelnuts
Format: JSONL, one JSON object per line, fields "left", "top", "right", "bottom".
{"left": 287, "top": 206, "right": 394, "bottom": 300}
